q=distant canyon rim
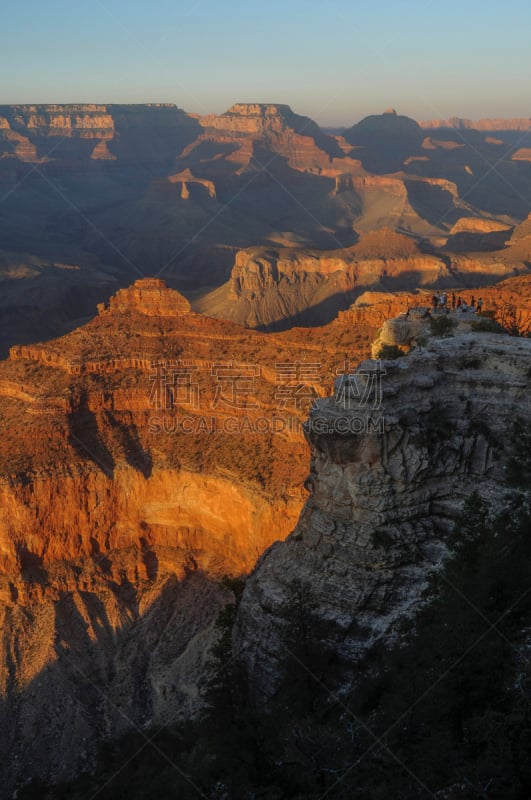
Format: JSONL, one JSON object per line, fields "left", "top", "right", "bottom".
{"left": 1, "top": 101, "right": 531, "bottom": 353}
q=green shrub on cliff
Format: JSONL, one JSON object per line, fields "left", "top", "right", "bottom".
{"left": 429, "top": 314, "right": 456, "bottom": 337}
{"left": 377, "top": 343, "right": 404, "bottom": 360}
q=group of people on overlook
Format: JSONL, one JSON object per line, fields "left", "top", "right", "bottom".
{"left": 431, "top": 292, "right": 483, "bottom": 314}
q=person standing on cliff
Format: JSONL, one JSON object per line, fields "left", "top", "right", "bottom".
{"left": 451, "top": 292, "right": 456, "bottom": 311}
{"left": 432, "top": 294, "right": 439, "bottom": 312}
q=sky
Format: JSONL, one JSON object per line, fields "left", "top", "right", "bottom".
{"left": 2, "top": 0, "right": 531, "bottom": 126}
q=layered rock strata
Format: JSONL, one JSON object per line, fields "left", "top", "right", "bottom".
{"left": 0, "top": 278, "right": 375, "bottom": 792}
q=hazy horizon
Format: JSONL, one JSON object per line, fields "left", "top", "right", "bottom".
{"left": 3, "top": 0, "right": 531, "bottom": 127}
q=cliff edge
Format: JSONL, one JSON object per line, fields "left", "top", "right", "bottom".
{"left": 234, "top": 326, "right": 531, "bottom": 700}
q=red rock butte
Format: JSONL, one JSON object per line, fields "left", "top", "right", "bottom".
{"left": 97, "top": 277, "right": 192, "bottom": 317}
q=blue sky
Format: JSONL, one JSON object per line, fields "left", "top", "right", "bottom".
{"left": 2, "top": 0, "right": 531, "bottom": 125}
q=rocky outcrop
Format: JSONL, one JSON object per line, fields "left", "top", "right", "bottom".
{"left": 97, "top": 278, "right": 192, "bottom": 316}
{"left": 371, "top": 306, "right": 431, "bottom": 356}
{"left": 90, "top": 139, "right": 116, "bottom": 161}
{"left": 149, "top": 169, "right": 217, "bottom": 201}
{"left": 200, "top": 104, "right": 322, "bottom": 137}
{"left": 196, "top": 102, "right": 342, "bottom": 171}
{"left": 512, "top": 148, "right": 531, "bottom": 161}
{"left": 450, "top": 217, "right": 512, "bottom": 235}
{"left": 234, "top": 328, "right": 531, "bottom": 701}
{"left": 445, "top": 217, "right": 514, "bottom": 253}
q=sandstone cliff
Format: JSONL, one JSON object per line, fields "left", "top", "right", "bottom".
{"left": 0, "top": 278, "right": 375, "bottom": 793}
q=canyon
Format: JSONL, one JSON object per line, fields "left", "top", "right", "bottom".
{"left": 1, "top": 100, "right": 531, "bottom": 797}
{"left": 0, "top": 278, "right": 376, "bottom": 794}
{"left": 1, "top": 103, "right": 531, "bottom": 356}
{"left": 2, "top": 281, "right": 530, "bottom": 797}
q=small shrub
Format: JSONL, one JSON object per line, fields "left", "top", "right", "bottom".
{"left": 429, "top": 315, "right": 456, "bottom": 337}
{"left": 377, "top": 344, "right": 404, "bottom": 360}
{"left": 471, "top": 317, "right": 505, "bottom": 334}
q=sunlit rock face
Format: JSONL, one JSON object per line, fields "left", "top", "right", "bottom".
{"left": 195, "top": 229, "right": 531, "bottom": 330}
{"left": 0, "top": 278, "right": 374, "bottom": 792}
{"left": 98, "top": 278, "right": 192, "bottom": 316}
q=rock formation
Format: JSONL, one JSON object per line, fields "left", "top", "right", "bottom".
{"left": 97, "top": 278, "right": 192, "bottom": 316}
{"left": 200, "top": 103, "right": 321, "bottom": 137}
{"left": 449, "top": 217, "right": 512, "bottom": 235}
{"left": 195, "top": 232, "right": 531, "bottom": 329}
{"left": 444, "top": 217, "right": 513, "bottom": 253}
{"left": 194, "top": 240, "right": 446, "bottom": 329}
{"left": 197, "top": 102, "right": 342, "bottom": 169}
{"left": 149, "top": 169, "right": 217, "bottom": 201}
{"left": 0, "top": 278, "right": 376, "bottom": 793}
{"left": 0, "top": 103, "right": 199, "bottom": 163}
{"left": 234, "top": 324, "right": 531, "bottom": 701}
{"left": 370, "top": 305, "right": 432, "bottom": 356}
